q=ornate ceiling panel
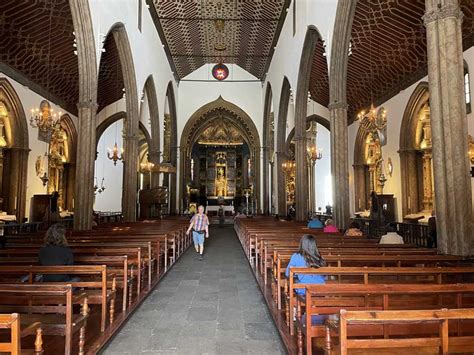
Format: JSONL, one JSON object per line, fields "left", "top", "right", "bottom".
{"left": 97, "top": 34, "right": 124, "bottom": 112}
{"left": 0, "top": 0, "right": 78, "bottom": 114}
{"left": 309, "top": 38, "right": 329, "bottom": 107}
{"left": 347, "top": 0, "right": 474, "bottom": 122}
{"left": 149, "top": 0, "right": 290, "bottom": 79}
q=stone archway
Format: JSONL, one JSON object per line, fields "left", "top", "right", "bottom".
{"left": 399, "top": 82, "right": 432, "bottom": 217}
{"left": 180, "top": 96, "right": 261, "bottom": 213}
{"left": 164, "top": 82, "right": 178, "bottom": 214}
{"left": 100, "top": 23, "right": 139, "bottom": 221}
{"left": 262, "top": 83, "right": 274, "bottom": 214}
{"left": 328, "top": 0, "right": 357, "bottom": 228}
{"left": 294, "top": 25, "right": 323, "bottom": 221}
{"left": 69, "top": 0, "right": 98, "bottom": 230}
{"left": 276, "top": 77, "right": 291, "bottom": 216}
{"left": 0, "top": 78, "right": 29, "bottom": 222}
{"left": 142, "top": 75, "right": 160, "bottom": 189}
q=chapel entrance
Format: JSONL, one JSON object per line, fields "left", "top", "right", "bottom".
{"left": 180, "top": 97, "right": 261, "bottom": 215}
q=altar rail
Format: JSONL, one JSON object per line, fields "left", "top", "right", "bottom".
{"left": 352, "top": 217, "right": 430, "bottom": 247}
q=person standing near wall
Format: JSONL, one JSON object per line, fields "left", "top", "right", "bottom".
{"left": 186, "top": 205, "right": 209, "bottom": 260}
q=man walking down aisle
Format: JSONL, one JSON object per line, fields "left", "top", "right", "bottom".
{"left": 186, "top": 205, "right": 210, "bottom": 260}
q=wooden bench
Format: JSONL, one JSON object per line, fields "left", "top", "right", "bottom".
{"left": 325, "top": 308, "right": 474, "bottom": 355}
{"left": 0, "top": 265, "right": 115, "bottom": 332}
{"left": 0, "top": 313, "right": 43, "bottom": 354}
{"left": 298, "top": 283, "right": 474, "bottom": 355}
{"left": 0, "top": 284, "right": 89, "bottom": 355}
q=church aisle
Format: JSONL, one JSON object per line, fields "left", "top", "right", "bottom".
{"left": 101, "top": 225, "right": 286, "bottom": 354}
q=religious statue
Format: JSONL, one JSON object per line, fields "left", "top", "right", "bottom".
{"left": 216, "top": 167, "right": 226, "bottom": 197}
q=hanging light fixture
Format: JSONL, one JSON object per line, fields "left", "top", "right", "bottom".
{"left": 29, "top": 5, "right": 62, "bottom": 136}
{"left": 107, "top": 122, "right": 124, "bottom": 165}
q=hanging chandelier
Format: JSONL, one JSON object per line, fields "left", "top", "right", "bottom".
{"left": 307, "top": 145, "right": 322, "bottom": 163}
{"left": 357, "top": 104, "right": 387, "bottom": 132}
{"left": 282, "top": 160, "right": 295, "bottom": 174}
{"left": 94, "top": 177, "right": 106, "bottom": 194}
{"left": 30, "top": 100, "right": 61, "bottom": 133}
{"left": 107, "top": 142, "right": 124, "bottom": 165}
{"left": 30, "top": 5, "right": 62, "bottom": 136}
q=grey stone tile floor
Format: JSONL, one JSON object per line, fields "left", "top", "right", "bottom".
{"left": 101, "top": 225, "right": 286, "bottom": 355}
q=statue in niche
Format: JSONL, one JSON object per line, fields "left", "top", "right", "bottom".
{"left": 48, "top": 126, "right": 68, "bottom": 210}
{"left": 216, "top": 167, "right": 227, "bottom": 197}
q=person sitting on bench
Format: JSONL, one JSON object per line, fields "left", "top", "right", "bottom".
{"left": 39, "top": 223, "right": 75, "bottom": 282}
{"left": 323, "top": 219, "right": 338, "bottom": 234}
{"left": 285, "top": 234, "right": 326, "bottom": 295}
{"left": 307, "top": 217, "right": 323, "bottom": 229}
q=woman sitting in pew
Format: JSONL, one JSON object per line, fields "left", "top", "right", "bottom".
{"left": 285, "top": 234, "right": 326, "bottom": 295}
{"left": 39, "top": 223, "right": 75, "bottom": 282}
{"left": 344, "top": 221, "right": 363, "bottom": 237}
{"left": 323, "top": 219, "right": 338, "bottom": 234}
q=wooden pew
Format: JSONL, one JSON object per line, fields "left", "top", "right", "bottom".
{"left": 0, "top": 313, "right": 43, "bottom": 355}
{"left": 0, "top": 265, "right": 115, "bottom": 332}
{"left": 298, "top": 283, "right": 474, "bottom": 355}
{"left": 325, "top": 308, "right": 474, "bottom": 355}
{"left": 0, "top": 284, "right": 89, "bottom": 355}
{"left": 286, "top": 266, "right": 474, "bottom": 335}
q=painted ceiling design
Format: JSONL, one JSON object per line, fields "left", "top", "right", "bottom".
{"left": 0, "top": 0, "right": 78, "bottom": 114}
{"left": 148, "top": 0, "right": 290, "bottom": 79}
{"left": 347, "top": 0, "right": 474, "bottom": 121}
{"left": 198, "top": 117, "right": 244, "bottom": 145}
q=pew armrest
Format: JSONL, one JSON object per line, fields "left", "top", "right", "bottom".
{"left": 21, "top": 321, "right": 42, "bottom": 337}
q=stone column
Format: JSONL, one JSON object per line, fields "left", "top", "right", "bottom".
{"left": 276, "top": 151, "right": 287, "bottom": 216}
{"left": 295, "top": 134, "right": 308, "bottom": 221}
{"left": 74, "top": 101, "right": 97, "bottom": 230}
{"left": 243, "top": 154, "right": 249, "bottom": 188}
{"left": 262, "top": 146, "right": 270, "bottom": 214}
{"left": 329, "top": 102, "right": 350, "bottom": 229}
{"left": 424, "top": 0, "right": 473, "bottom": 255}
{"left": 122, "top": 133, "right": 139, "bottom": 222}
{"left": 148, "top": 149, "right": 161, "bottom": 189}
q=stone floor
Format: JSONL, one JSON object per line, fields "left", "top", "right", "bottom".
{"left": 101, "top": 225, "right": 286, "bottom": 355}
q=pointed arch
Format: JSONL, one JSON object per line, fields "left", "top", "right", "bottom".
{"left": 276, "top": 77, "right": 291, "bottom": 215}
{"left": 399, "top": 81, "right": 430, "bottom": 217}
{"left": 165, "top": 81, "right": 178, "bottom": 214}
{"left": 262, "top": 82, "right": 274, "bottom": 214}
{"left": 142, "top": 75, "right": 160, "bottom": 159}
{"left": 0, "top": 78, "right": 29, "bottom": 221}
{"left": 180, "top": 96, "right": 261, "bottom": 212}
{"left": 57, "top": 114, "right": 78, "bottom": 212}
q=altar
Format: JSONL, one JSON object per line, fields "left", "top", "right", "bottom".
{"left": 205, "top": 205, "right": 234, "bottom": 216}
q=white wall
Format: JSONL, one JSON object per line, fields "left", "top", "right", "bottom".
{"left": 94, "top": 119, "right": 124, "bottom": 212}
{"left": 88, "top": 0, "right": 176, "bottom": 152}
{"left": 0, "top": 73, "right": 78, "bottom": 219}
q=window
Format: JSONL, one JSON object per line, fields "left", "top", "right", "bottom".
{"left": 465, "top": 63, "right": 471, "bottom": 114}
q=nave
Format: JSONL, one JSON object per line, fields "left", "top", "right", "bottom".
{"left": 102, "top": 225, "right": 285, "bottom": 355}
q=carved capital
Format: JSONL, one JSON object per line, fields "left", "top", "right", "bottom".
{"left": 77, "top": 101, "right": 98, "bottom": 110}
{"left": 123, "top": 133, "right": 139, "bottom": 141}
{"left": 423, "top": 4, "right": 463, "bottom": 25}
{"left": 328, "top": 101, "right": 348, "bottom": 111}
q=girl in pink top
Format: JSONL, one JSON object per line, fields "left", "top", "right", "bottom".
{"left": 323, "top": 219, "right": 339, "bottom": 233}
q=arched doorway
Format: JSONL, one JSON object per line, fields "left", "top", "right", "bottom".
{"left": 399, "top": 82, "right": 434, "bottom": 218}
{"left": 0, "top": 78, "right": 29, "bottom": 221}
{"left": 180, "top": 97, "right": 261, "bottom": 214}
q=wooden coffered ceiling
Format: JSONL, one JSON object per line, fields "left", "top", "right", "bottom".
{"left": 0, "top": 0, "right": 78, "bottom": 114}
{"left": 347, "top": 0, "right": 474, "bottom": 121}
{"left": 97, "top": 34, "right": 125, "bottom": 112}
{"left": 309, "top": 38, "right": 329, "bottom": 107}
{"left": 147, "top": 0, "right": 291, "bottom": 79}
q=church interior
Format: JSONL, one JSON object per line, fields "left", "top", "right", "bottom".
{"left": 1, "top": 0, "right": 474, "bottom": 354}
